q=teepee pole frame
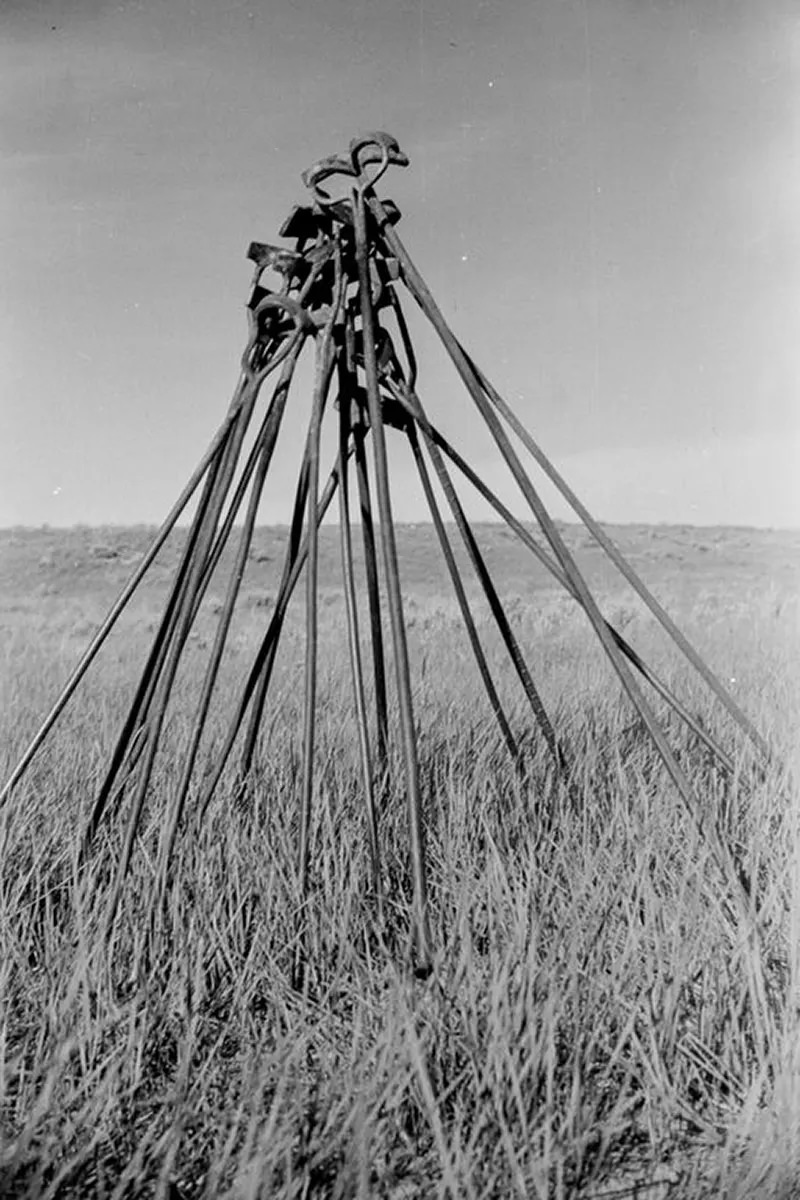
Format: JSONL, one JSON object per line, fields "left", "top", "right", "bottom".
{"left": 2, "top": 131, "right": 772, "bottom": 970}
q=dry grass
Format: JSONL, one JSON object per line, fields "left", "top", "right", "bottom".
{"left": 0, "top": 523, "right": 798, "bottom": 1198}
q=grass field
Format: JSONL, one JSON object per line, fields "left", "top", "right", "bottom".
{"left": 1, "top": 521, "right": 798, "bottom": 1198}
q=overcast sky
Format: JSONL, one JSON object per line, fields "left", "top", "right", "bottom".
{"left": 1, "top": 0, "right": 798, "bottom": 528}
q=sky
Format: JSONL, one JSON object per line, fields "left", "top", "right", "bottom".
{"left": 1, "top": 0, "right": 798, "bottom": 528}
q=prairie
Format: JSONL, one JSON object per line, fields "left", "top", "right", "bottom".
{"left": 1, "top": 521, "right": 798, "bottom": 1198}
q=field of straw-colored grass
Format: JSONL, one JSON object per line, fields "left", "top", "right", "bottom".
{"left": 1, "top": 522, "right": 799, "bottom": 1199}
